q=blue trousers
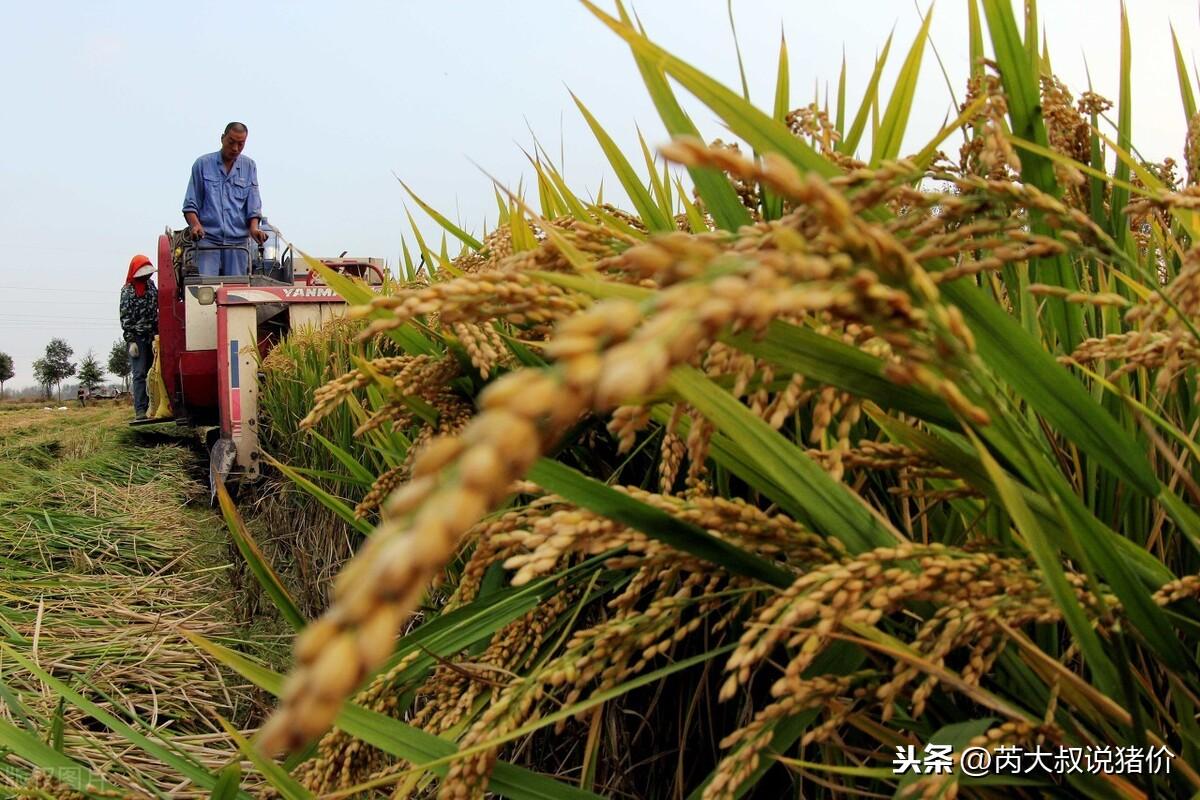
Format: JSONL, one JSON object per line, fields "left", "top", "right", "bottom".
{"left": 196, "top": 241, "right": 249, "bottom": 277}
{"left": 130, "top": 337, "right": 152, "bottom": 416}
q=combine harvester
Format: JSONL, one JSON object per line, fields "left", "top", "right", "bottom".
{"left": 143, "top": 226, "right": 385, "bottom": 495}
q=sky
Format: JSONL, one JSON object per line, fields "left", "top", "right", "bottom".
{"left": 1, "top": 0, "right": 1198, "bottom": 390}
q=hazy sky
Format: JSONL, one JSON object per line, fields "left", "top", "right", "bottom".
{"left": 1, "top": 1, "right": 1197, "bottom": 389}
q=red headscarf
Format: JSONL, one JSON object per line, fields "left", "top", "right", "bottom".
{"left": 126, "top": 254, "right": 153, "bottom": 297}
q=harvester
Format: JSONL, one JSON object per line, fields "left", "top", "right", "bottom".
{"left": 144, "top": 225, "right": 385, "bottom": 494}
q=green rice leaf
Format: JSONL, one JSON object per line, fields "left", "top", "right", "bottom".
{"left": 400, "top": 236, "right": 416, "bottom": 282}
{"left": 528, "top": 458, "right": 793, "bottom": 588}
{"left": 219, "top": 719, "right": 312, "bottom": 800}
{"left": 968, "top": 0, "right": 984, "bottom": 83}
{"left": 840, "top": 33, "right": 894, "bottom": 156}
{"left": 398, "top": 179, "right": 483, "bottom": 251}
{"left": 1172, "top": 24, "right": 1197, "bottom": 119}
{"left": 871, "top": 7, "right": 932, "bottom": 165}
{"left": 588, "top": 202, "right": 649, "bottom": 240}
{"left": 534, "top": 160, "right": 561, "bottom": 219}
{"left": 494, "top": 188, "right": 510, "bottom": 226}
{"left": 1007, "top": 135, "right": 1145, "bottom": 196}
{"left": 0, "top": 714, "right": 118, "bottom": 795}
{"left": 301, "top": 255, "right": 437, "bottom": 356}
{"left": 675, "top": 176, "right": 709, "bottom": 232}
{"left": 531, "top": 153, "right": 592, "bottom": 222}
{"left": 216, "top": 479, "right": 307, "bottom": 631}
{"left": 403, "top": 208, "right": 437, "bottom": 275}
{"left": 533, "top": 270, "right": 957, "bottom": 429}
{"left": 965, "top": 430, "right": 1121, "bottom": 697}
{"left": 763, "top": 31, "right": 790, "bottom": 220}
{"left": 835, "top": 50, "right": 847, "bottom": 135}
{"left": 980, "top": 1, "right": 1040, "bottom": 141}
{"left": 668, "top": 366, "right": 901, "bottom": 553}
{"left": 572, "top": 93, "right": 673, "bottom": 232}
{"left": 0, "top": 645, "right": 243, "bottom": 797}
{"left": 495, "top": 179, "right": 595, "bottom": 271}
{"left": 50, "top": 696, "right": 64, "bottom": 752}
{"left": 1110, "top": 3, "right": 1132, "bottom": 250}
{"left": 509, "top": 197, "right": 539, "bottom": 252}
{"left": 940, "top": 279, "right": 1157, "bottom": 496}
{"left": 587, "top": 1, "right": 838, "bottom": 181}
{"left": 726, "top": 0, "right": 750, "bottom": 102}
{"left": 869, "top": 409, "right": 1174, "bottom": 587}
{"left": 309, "top": 430, "right": 376, "bottom": 486}
{"left": 264, "top": 452, "right": 375, "bottom": 537}
{"left": 0, "top": 672, "right": 36, "bottom": 733}
{"left": 602, "top": 1, "right": 753, "bottom": 231}
{"left": 1023, "top": 0, "right": 1039, "bottom": 73}
{"left": 981, "top": 0, "right": 1083, "bottom": 349}
{"left": 187, "top": 635, "right": 602, "bottom": 800}
{"left": 1047, "top": 477, "right": 1192, "bottom": 674}
{"left": 210, "top": 763, "right": 243, "bottom": 800}
{"left": 727, "top": 321, "right": 959, "bottom": 428}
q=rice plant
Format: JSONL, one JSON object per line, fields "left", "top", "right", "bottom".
{"left": 194, "top": 2, "right": 1200, "bottom": 798}
{"left": 255, "top": 316, "right": 412, "bottom": 615}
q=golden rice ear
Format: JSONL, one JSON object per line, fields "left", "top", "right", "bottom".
{"left": 238, "top": 11, "right": 1200, "bottom": 797}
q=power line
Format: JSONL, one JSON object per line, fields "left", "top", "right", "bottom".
{"left": 0, "top": 315, "right": 117, "bottom": 321}
{"left": 0, "top": 319, "right": 119, "bottom": 323}
{"left": 0, "top": 301, "right": 114, "bottom": 307}
{"left": 0, "top": 325, "right": 120, "bottom": 330}
{"left": 0, "top": 285, "right": 119, "bottom": 294}
{"left": 0, "top": 317, "right": 119, "bottom": 321}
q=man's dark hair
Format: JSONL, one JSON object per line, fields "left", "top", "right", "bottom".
{"left": 223, "top": 121, "right": 248, "bottom": 136}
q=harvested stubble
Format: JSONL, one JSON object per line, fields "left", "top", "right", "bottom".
{"left": 239, "top": 5, "right": 1200, "bottom": 799}
{"left": 0, "top": 407, "right": 264, "bottom": 797}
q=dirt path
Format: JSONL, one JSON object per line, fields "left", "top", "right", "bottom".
{"left": 0, "top": 404, "right": 263, "bottom": 797}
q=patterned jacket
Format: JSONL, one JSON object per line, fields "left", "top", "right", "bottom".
{"left": 119, "top": 281, "right": 158, "bottom": 342}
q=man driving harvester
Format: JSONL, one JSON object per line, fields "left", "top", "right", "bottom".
{"left": 182, "top": 122, "right": 269, "bottom": 277}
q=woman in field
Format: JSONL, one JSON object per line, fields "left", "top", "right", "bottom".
{"left": 119, "top": 254, "right": 157, "bottom": 420}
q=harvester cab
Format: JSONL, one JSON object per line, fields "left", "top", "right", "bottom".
{"left": 149, "top": 223, "right": 386, "bottom": 497}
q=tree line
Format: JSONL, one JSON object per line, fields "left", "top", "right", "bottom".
{"left": 0, "top": 340, "right": 132, "bottom": 401}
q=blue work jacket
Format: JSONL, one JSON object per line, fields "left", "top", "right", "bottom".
{"left": 182, "top": 152, "right": 263, "bottom": 244}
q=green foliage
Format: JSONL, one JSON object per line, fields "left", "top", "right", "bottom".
{"left": 33, "top": 338, "right": 75, "bottom": 401}
{"left": 30, "top": 359, "right": 51, "bottom": 400}
{"left": 76, "top": 350, "right": 104, "bottom": 391}
{"left": 107, "top": 340, "right": 130, "bottom": 388}
{"left": 0, "top": 352, "right": 13, "bottom": 396}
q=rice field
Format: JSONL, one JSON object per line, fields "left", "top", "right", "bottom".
{"left": 237, "top": 3, "right": 1200, "bottom": 797}
{"left": 12, "top": 1, "right": 1200, "bottom": 798}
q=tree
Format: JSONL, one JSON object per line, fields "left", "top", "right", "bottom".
{"left": 77, "top": 351, "right": 104, "bottom": 392}
{"left": 31, "top": 358, "right": 53, "bottom": 400}
{"left": 39, "top": 339, "right": 76, "bottom": 401}
{"left": 0, "top": 352, "right": 12, "bottom": 398}
{"left": 107, "top": 340, "right": 131, "bottom": 390}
